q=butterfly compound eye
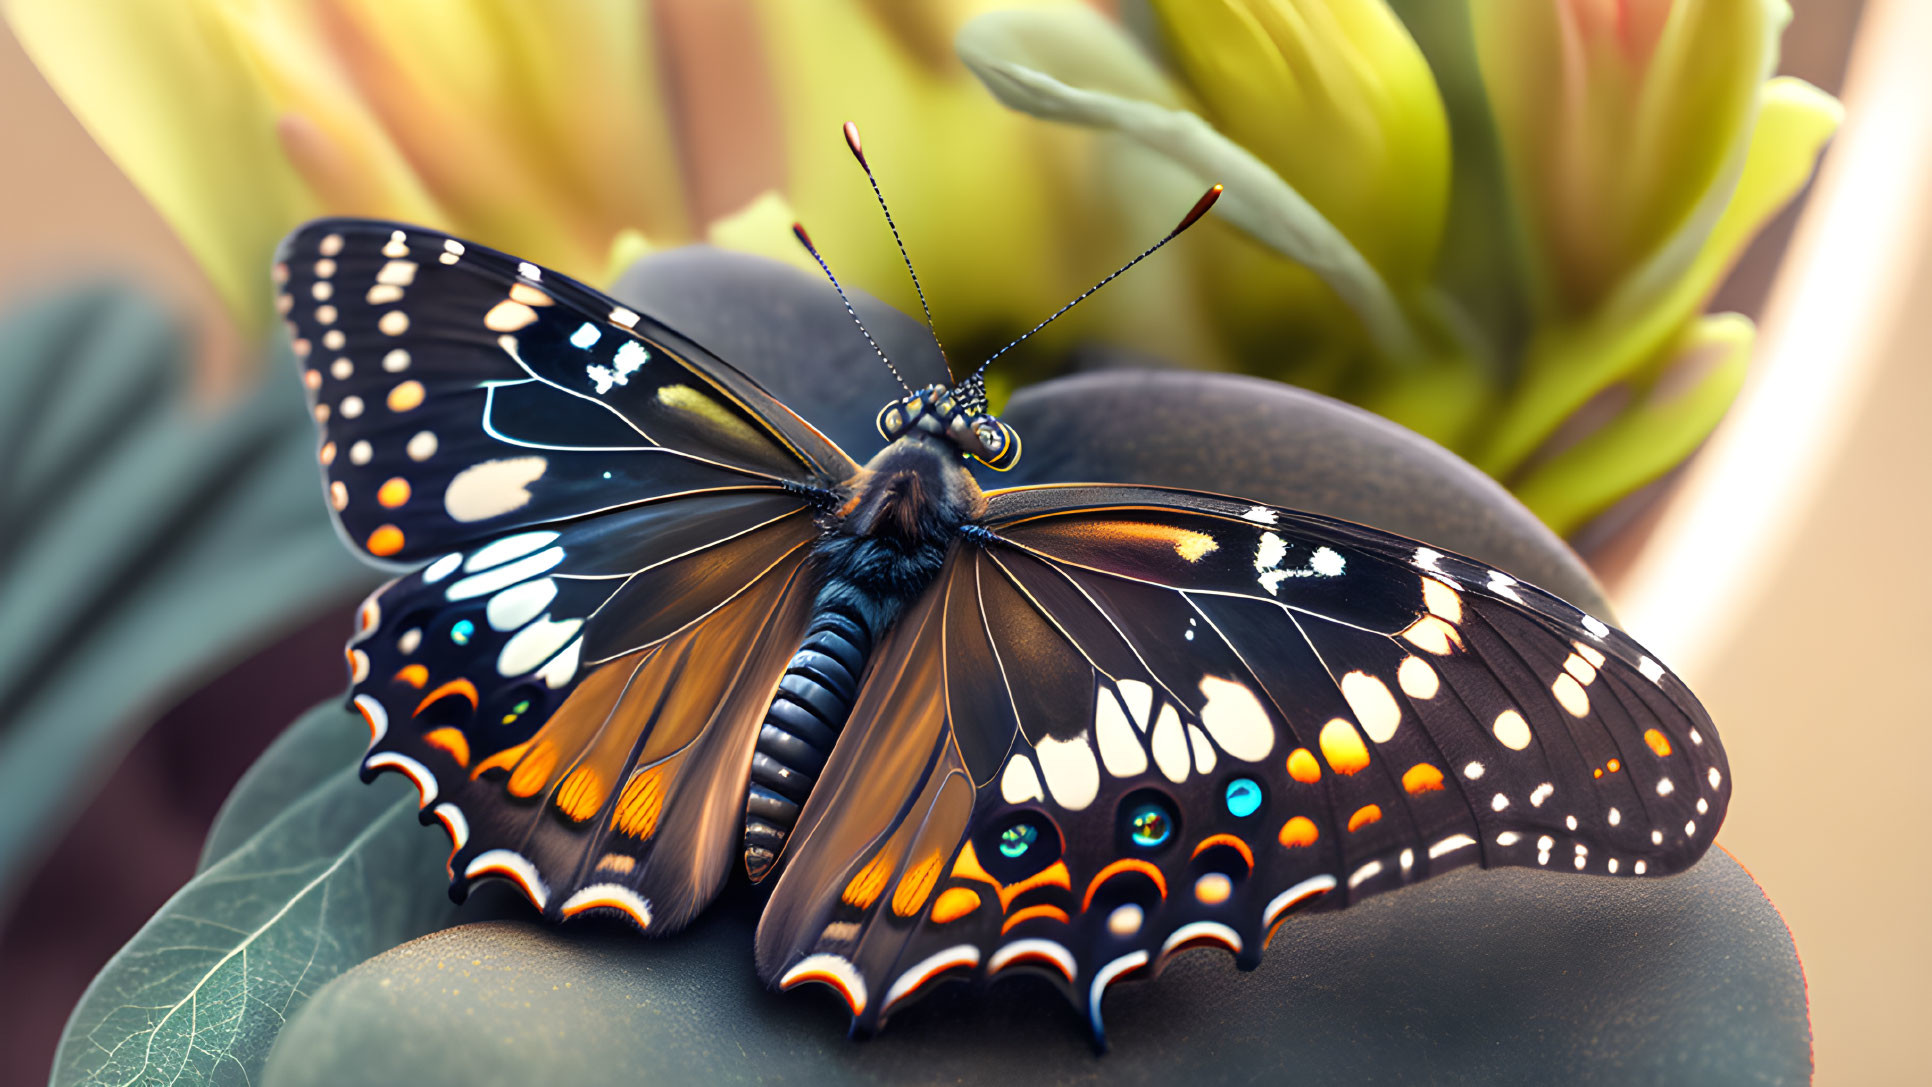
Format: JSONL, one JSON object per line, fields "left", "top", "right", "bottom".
{"left": 876, "top": 401, "right": 907, "bottom": 441}
{"left": 971, "top": 419, "right": 1021, "bottom": 472}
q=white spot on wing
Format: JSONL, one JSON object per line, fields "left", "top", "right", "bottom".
{"left": 1340, "top": 671, "right": 1401, "bottom": 744}
{"left": 1638, "top": 656, "right": 1666, "bottom": 683}
{"left": 445, "top": 457, "right": 548, "bottom": 522}
{"left": 366, "top": 752, "right": 437, "bottom": 807}
{"left": 466, "top": 531, "right": 560, "bottom": 572}
{"left": 1035, "top": 732, "right": 1100, "bottom": 811}
{"left": 536, "top": 637, "right": 581, "bottom": 688}
{"left": 1197, "top": 676, "right": 1274, "bottom": 760}
{"left": 497, "top": 616, "right": 583, "bottom": 677}
{"left": 1186, "top": 725, "right": 1218, "bottom": 774}
{"left": 446, "top": 547, "right": 565, "bottom": 602}
{"left": 560, "top": 884, "right": 652, "bottom": 929}
{"left": 1429, "top": 834, "right": 1477, "bottom": 859}
{"left": 1094, "top": 688, "right": 1148, "bottom": 777}
{"left": 1492, "top": 709, "right": 1532, "bottom": 750}
{"left": 1412, "top": 547, "right": 1444, "bottom": 572}
{"left": 1115, "top": 679, "right": 1153, "bottom": 730}
{"left": 1241, "top": 505, "right": 1278, "bottom": 524}
{"left": 779, "top": 954, "right": 867, "bottom": 1015}
{"left": 422, "top": 553, "right": 462, "bottom": 583}
{"left": 1487, "top": 570, "right": 1523, "bottom": 602}
{"left": 1151, "top": 703, "right": 1189, "bottom": 783}
{"left": 1000, "top": 755, "right": 1044, "bottom": 804}
{"left": 1581, "top": 614, "right": 1610, "bottom": 638}
{"left": 1348, "top": 860, "right": 1384, "bottom": 889}
{"left": 487, "top": 577, "right": 559, "bottom": 631}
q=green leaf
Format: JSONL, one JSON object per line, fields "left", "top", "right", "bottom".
{"left": 956, "top": 7, "right": 1426, "bottom": 365}
{"left": 1510, "top": 314, "right": 1754, "bottom": 535}
{"left": 52, "top": 702, "right": 459, "bottom": 1087}
{"left": 0, "top": 283, "right": 374, "bottom": 902}
{"left": 198, "top": 701, "right": 371, "bottom": 874}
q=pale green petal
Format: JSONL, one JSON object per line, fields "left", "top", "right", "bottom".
{"left": 1147, "top": 0, "right": 1450, "bottom": 288}
{"left": 958, "top": 5, "right": 1425, "bottom": 364}
{"left": 1477, "top": 77, "right": 1840, "bottom": 476}
{"left": 1511, "top": 313, "right": 1753, "bottom": 535}
{"left": 1473, "top": 0, "right": 1791, "bottom": 316}
{"left": 5, "top": 0, "right": 318, "bottom": 330}
{"left": 756, "top": 0, "right": 1104, "bottom": 373}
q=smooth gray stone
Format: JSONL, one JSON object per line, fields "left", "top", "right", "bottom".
{"left": 264, "top": 851, "right": 1804, "bottom": 1087}
{"left": 263, "top": 247, "right": 1806, "bottom": 1085}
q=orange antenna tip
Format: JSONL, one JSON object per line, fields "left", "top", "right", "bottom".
{"left": 1174, "top": 184, "right": 1224, "bottom": 235}
{"left": 843, "top": 121, "right": 867, "bottom": 166}
{"left": 791, "top": 222, "right": 815, "bottom": 249}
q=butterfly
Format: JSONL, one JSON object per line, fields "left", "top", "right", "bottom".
{"left": 280, "top": 191, "right": 1726, "bottom": 1051}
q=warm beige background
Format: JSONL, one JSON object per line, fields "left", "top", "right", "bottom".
{"left": 0, "top": 1, "right": 1918, "bottom": 1083}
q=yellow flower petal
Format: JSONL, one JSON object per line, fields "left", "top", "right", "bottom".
{"left": 755, "top": 0, "right": 1099, "bottom": 372}
{"left": 1148, "top": 0, "right": 1450, "bottom": 287}
{"left": 1473, "top": 0, "right": 1791, "bottom": 316}
{"left": 5, "top": 0, "right": 318, "bottom": 329}
{"left": 1479, "top": 75, "right": 1841, "bottom": 477}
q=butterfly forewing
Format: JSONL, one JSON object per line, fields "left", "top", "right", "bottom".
{"left": 289, "top": 219, "right": 855, "bottom": 930}
{"left": 277, "top": 219, "right": 853, "bottom": 566}
{"left": 755, "top": 484, "right": 1726, "bottom": 1045}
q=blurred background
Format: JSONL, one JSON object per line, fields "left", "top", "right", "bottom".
{"left": 0, "top": 0, "right": 1921, "bottom": 1082}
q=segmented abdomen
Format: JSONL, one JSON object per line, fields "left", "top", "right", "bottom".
{"left": 743, "top": 603, "right": 871, "bottom": 881}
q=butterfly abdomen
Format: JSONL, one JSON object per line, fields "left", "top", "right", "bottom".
{"left": 744, "top": 603, "right": 873, "bottom": 882}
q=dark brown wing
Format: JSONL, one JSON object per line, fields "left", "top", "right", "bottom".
{"left": 753, "top": 484, "right": 1726, "bottom": 1047}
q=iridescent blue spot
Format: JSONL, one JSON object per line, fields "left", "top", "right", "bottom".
{"left": 569, "top": 322, "right": 602, "bottom": 350}
{"left": 1128, "top": 803, "right": 1172, "bottom": 848}
{"left": 1225, "top": 777, "right": 1263, "bottom": 818}
{"left": 998, "top": 823, "right": 1037, "bottom": 859}
{"left": 450, "top": 619, "right": 474, "bottom": 646}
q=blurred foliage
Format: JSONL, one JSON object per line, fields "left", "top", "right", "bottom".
{"left": 0, "top": 285, "right": 371, "bottom": 904}
{"left": 52, "top": 702, "right": 459, "bottom": 1087}
{"left": 959, "top": 0, "right": 1841, "bottom": 532}
{"left": 5, "top": 0, "right": 1842, "bottom": 533}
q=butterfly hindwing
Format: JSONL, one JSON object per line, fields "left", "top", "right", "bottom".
{"left": 277, "top": 218, "right": 855, "bottom": 566}
{"left": 754, "top": 484, "right": 1726, "bottom": 1045}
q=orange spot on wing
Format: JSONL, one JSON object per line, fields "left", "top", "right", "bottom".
{"left": 394, "top": 664, "right": 429, "bottom": 688}
{"left": 1001, "top": 903, "right": 1071, "bottom": 933}
{"left": 414, "top": 678, "right": 479, "bottom": 716}
{"left": 366, "top": 524, "right": 405, "bottom": 557}
{"left": 422, "top": 727, "right": 470, "bottom": 767}
{"left": 842, "top": 851, "right": 894, "bottom": 909}
{"left": 1319, "top": 718, "right": 1371, "bottom": 775}
{"left": 1191, "top": 833, "right": 1255, "bottom": 870}
{"left": 377, "top": 477, "right": 411, "bottom": 507}
{"left": 1286, "top": 747, "right": 1322, "bottom": 784}
{"left": 472, "top": 740, "right": 530, "bottom": 780}
{"left": 1082, "top": 858, "right": 1167, "bottom": 911}
{"left": 891, "top": 852, "right": 944, "bottom": 917}
{"left": 949, "top": 840, "right": 999, "bottom": 888}
{"left": 387, "top": 380, "right": 425, "bottom": 412}
{"left": 1608, "top": 758, "right": 1622, "bottom": 773}
{"left": 997, "top": 859, "right": 1071, "bottom": 911}
{"left": 613, "top": 768, "right": 665, "bottom": 839}
{"left": 1644, "top": 729, "right": 1674, "bottom": 757}
{"left": 504, "top": 741, "right": 557, "bottom": 797}
{"left": 1403, "top": 763, "right": 1445, "bottom": 794}
{"left": 1278, "top": 816, "right": 1319, "bottom": 848}
{"left": 554, "top": 766, "right": 607, "bottom": 822}
{"left": 931, "top": 887, "right": 982, "bottom": 923}
{"left": 1348, "top": 804, "right": 1383, "bottom": 832}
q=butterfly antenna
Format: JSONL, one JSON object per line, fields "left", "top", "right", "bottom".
{"left": 963, "top": 185, "right": 1223, "bottom": 393}
{"left": 791, "top": 221, "right": 913, "bottom": 395}
{"left": 844, "top": 121, "right": 952, "bottom": 380}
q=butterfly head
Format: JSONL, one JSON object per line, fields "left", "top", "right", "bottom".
{"left": 875, "top": 383, "right": 1021, "bottom": 471}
